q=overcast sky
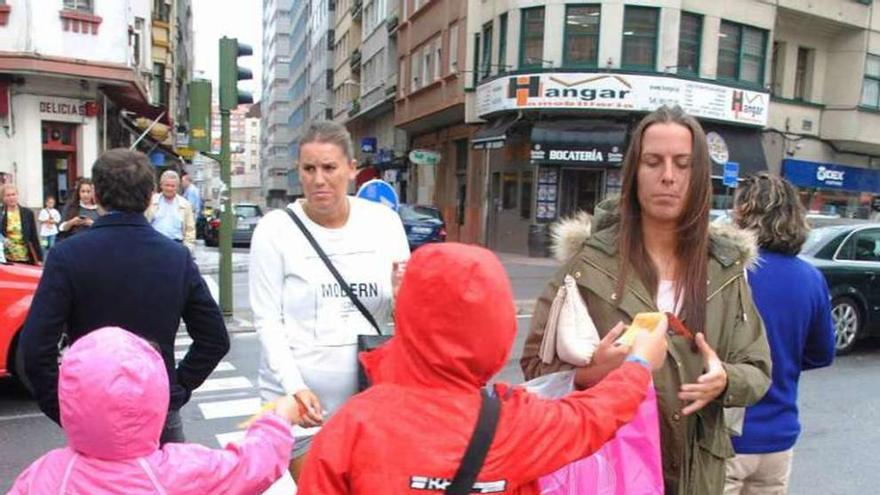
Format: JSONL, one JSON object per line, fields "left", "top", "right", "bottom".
{"left": 192, "top": 0, "right": 263, "bottom": 101}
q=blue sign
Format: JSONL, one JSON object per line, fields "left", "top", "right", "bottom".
{"left": 361, "top": 137, "right": 377, "bottom": 154}
{"left": 723, "top": 162, "right": 739, "bottom": 188}
{"left": 149, "top": 151, "right": 166, "bottom": 167}
{"left": 783, "top": 159, "right": 880, "bottom": 194}
{"left": 377, "top": 148, "right": 393, "bottom": 164}
{"left": 356, "top": 179, "right": 400, "bottom": 211}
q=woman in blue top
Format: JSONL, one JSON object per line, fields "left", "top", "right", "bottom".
{"left": 724, "top": 173, "right": 836, "bottom": 495}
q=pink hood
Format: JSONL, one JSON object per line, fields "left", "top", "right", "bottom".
{"left": 60, "top": 327, "right": 169, "bottom": 460}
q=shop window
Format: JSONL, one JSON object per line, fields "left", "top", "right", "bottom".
{"left": 622, "top": 6, "right": 658, "bottom": 71}
{"left": 677, "top": 12, "right": 702, "bottom": 75}
{"left": 794, "top": 47, "right": 813, "bottom": 100}
{"left": 64, "top": 0, "right": 92, "bottom": 12}
{"left": 717, "top": 20, "right": 768, "bottom": 86}
{"left": 564, "top": 5, "right": 601, "bottom": 68}
{"left": 861, "top": 54, "right": 880, "bottom": 109}
{"left": 520, "top": 171, "right": 533, "bottom": 219}
{"left": 480, "top": 22, "right": 493, "bottom": 80}
{"left": 520, "top": 7, "right": 545, "bottom": 69}
{"left": 498, "top": 14, "right": 508, "bottom": 72}
{"left": 502, "top": 172, "right": 518, "bottom": 210}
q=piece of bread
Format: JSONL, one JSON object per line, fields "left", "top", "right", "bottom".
{"left": 615, "top": 312, "right": 667, "bottom": 346}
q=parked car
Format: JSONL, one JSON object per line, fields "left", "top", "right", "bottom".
{"left": 0, "top": 262, "right": 41, "bottom": 389}
{"left": 398, "top": 204, "right": 446, "bottom": 251}
{"left": 799, "top": 223, "right": 880, "bottom": 354}
{"left": 204, "top": 203, "right": 263, "bottom": 247}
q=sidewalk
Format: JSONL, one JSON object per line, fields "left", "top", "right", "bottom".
{"left": 194, "top": 246, "right": 249, "bottom": 275}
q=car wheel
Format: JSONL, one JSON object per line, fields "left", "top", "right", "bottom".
{"left": 13, "top": 334, "right": 34, "bottom": 395}
{"left": 831, "top": 297, "right": 861, "bottom": 355}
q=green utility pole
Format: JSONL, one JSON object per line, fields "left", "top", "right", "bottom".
{"left": 217, "top": 36, "right": 253, "bottom": 317}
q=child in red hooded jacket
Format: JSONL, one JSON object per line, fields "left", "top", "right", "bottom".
{"left": 297, "top": 243, "right": 667, "bottom": 494}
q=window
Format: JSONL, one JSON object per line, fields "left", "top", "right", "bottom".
{"left": 498, "top": 14, "right": 508, "bottom": 72}
{"left": 520, "top": 7, "right": 545, "bottom": 68}
{"left": 838, "top": 229, "right": 880, "bottom": 262}
{"left": 64, "top": 0, "right": 92, "bottom": 12}
{"left": 717, "top": 21, "right": 768, "bottom": 86}
{"left": 434, "top": 38, "right": 442, "bottom": 81}
{"left": 622, "top": 6, "right": 658, "bottom": 70}
{"left": 794, "top": 47, "right": 812, "bottom": 100}
{"left": 480, "top": 22, "right": 493, "bottom": 80}
{"left": 152, "top": 63, "right": 166, "bottom": 106}
{"left": 411, "top": 52, "right": 421, "bottom": 91}
{"left": 131, "top": 18, "right": 145, "bottom": 67}
{"left": 449, "top": 24, "right": 459, "bottom": 73}
{"left": 861, "top": 54, "right": 880, "bottom": 108}
{"left": 455, "top": 140, "right": 468, "bottom": 226}
{"left": 399, "top": 59, "right": 406, "bottom": 97}
{"left": 770, "top": 41, "right": 784, "bottom": 96}
{"left": 422, "top": 42, "right": 435, "bottom": 85}
{"left": 564, "top": 5, "right": 601, "bottom": 67}
{"left": 153, "top": 0, "right": 170, "bottom": 22}
{"left": 678, "top": 12, "right": 702, "bottom": 75}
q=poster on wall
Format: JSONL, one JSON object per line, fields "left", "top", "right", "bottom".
{"left": 536, "top": 168, "right": 559, "bottom": 221}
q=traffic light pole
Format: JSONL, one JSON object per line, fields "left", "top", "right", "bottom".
{"left": 219, "top": 107, "right": 233, "bottom": 317}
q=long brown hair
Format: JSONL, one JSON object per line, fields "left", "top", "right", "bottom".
{"left": 616, "top": 106, "right": 712, "bottom": 332}
{"left": 63, "top": 177, "right": 95, "bottom": 221}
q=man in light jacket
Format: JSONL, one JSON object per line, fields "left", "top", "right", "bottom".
{"left": 146, "top": 170, "right": 196, "bottom": 253}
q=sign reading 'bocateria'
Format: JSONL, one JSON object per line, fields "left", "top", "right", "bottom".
{"left": 476, "top": 72, "right": 769, "bottom": 127}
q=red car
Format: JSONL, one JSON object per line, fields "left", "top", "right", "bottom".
{"left": 0, "top": 262, "right": 41, "bottom": 388}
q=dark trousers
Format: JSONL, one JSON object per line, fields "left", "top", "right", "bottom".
{"left": 160, "top": 409, "right": 186, "bottom": 445}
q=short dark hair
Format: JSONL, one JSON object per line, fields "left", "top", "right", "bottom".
{"left": 92, "top": 149, "right": 155, "bottom": 213}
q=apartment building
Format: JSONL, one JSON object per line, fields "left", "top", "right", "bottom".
{"left": 261, "top": 0, "right": 295, "bottom": 206}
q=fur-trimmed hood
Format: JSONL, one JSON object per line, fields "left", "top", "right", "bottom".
{"left": 551, "top": 198, "right": 758, "bottom": 270}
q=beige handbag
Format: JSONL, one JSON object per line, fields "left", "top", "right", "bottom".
{"left": 539, "top": 275, "right": 602, "bottom": 367}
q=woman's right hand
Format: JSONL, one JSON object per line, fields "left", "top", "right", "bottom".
{"left": 574, "top": 323, "right": 630, "bottom": 389}
{"left": 294, "top": 389, "right": 324, "bottom": 427}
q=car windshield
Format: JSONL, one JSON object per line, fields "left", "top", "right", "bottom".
{"left": 234, "top": 205, "right": 261, "bottom": 218}
{"left": 399, "top": 205, "right": 441, "bottom": 222}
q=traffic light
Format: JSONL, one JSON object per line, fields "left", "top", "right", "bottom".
{"left": 219, "top": 37, "right": 253, "bottom": 111}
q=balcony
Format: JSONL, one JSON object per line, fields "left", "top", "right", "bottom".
{"left": 347, "top": 99, "right": 361, "bottom": 117}
{"left": 349, "top": 49, "right": 361, "bottom": 72}
{"left": 386, "top": 14, "right": 398, "bottom": 35}
{"left": 820, "top": 108, "right": 880, "bottom": 155}
{"left": 351, "top": 0, "right": 363, "bottom": 20}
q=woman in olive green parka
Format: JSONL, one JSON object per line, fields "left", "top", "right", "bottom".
{"left": 521, "top": 107, "right": 771, "bottom": 495}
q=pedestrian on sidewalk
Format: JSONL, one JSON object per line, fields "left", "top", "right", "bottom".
{"left": 1, "top": 183, "right": 43, "bottom": 265}
{"left": 296, "top": 243, "right": 668, "bottom": 494}
{"left": 9, "top": 327, "right": 299, "bottom": 495}
{"left": 146, "top": 170, "right": 196, "bottom": 253}
{"left": 520, "top": 105, "right": 772, "bottom": 495}
{"left": 21, "top": 149, "right": 229, "bottom": 444}
{"left": 58, "top": 178, "right": 100, "bottom": 240}
{"left": 724, "top": 173, "right": 835, "bottom": 495}
{"left": 38, "top": 195, "right": 62, "bottom": 251}
{"left": 249, "top": 120, "right": 410, "bottom": 482}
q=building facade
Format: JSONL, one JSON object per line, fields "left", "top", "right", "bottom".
{"left": 0, "top": 0, "right": 188, "bottom": 208}
{"left": 261, "top": 0, "right": 295, "bottom": 206}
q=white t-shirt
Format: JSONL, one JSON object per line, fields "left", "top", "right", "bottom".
{"left": 37, "top": 208, "right": 61, "bottom": 237}
{"left": 656, "top": 280, "right": 682, "bottom": 316}
{"left": 249, "top": 197, "right": 410, "bottom": 435}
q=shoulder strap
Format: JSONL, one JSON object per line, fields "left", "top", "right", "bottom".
{"left": 284, "top": 206, "right": 382, "bottom": 335}
{"left": 445, "top": 389, "right": 502, "bottom": 495}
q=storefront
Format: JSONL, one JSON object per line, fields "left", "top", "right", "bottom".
{"left": 474, "top": 71, "right": 770, "bottom": 255}
{"left": 782, "top": 159, "right": 880, "bottom": 219}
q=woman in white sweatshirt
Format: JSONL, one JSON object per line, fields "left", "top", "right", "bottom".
{"left": 249, "top": 121, "right": 410, "bottom": 481}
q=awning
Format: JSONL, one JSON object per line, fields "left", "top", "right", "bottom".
{"left": 472, "top": 113, "right": 519, "bottom": 150}
{"left": 118, "top": 114, "right": 184, "bottom": 165}
{"left": 530, "top": 120, "right": 628, "bottom": 166}
{"left": 101, "top": 83, "right": 171, "bottom": 126}
{"left": 702, "top": 125, "right": 767, "bottom": 179}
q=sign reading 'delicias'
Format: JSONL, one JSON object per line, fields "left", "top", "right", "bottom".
{"left": 38, "top": 97, "right": 93, "bottom": 123}
{"left": 476, "top": 73, "right": 769, "bottom": 127}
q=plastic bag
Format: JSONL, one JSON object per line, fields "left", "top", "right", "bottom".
{"left": 524, "top": 371, "right": 664, "bottom": 495}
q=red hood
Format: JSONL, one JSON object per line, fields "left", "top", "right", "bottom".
{"left": 361, "top": 243, "right": 516, "bottom": 393}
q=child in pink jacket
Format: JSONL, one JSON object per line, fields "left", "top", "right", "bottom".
{"left": 9, "top": 326, "right": 298, "bottom": 494}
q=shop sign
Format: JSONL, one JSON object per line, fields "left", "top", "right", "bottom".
{"left": 477, "top": 73, "right": 769, "bottom": 127}
{"left": 530, "top": 143, "right": 624, "bottom": 165}
{"left": 361, "top": 137, "right": 378, "bottom": 154}
{"left": 39, "top": 97, "right": 93, "bottom": 123}
{"left": 783, "top": 159, "right": 880, "bottom": 194}
{"left": 409, "top": 149, "right": 441, "bottom": 166}
{"left": 706, "top": 132, "right": 729, "bottom": 165}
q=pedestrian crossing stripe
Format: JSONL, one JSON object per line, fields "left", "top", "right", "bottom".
{"left": 175, "top": 336, "right": 194, "bottom": 347}
{"left": 215, "top": 431, "right": 246, "bottom": 448}
{"left": 194, "top": 376, "right": 253, "bottom": 394}
{"left": 213, "top": 361, "right": 236, "bottom": 372}
{"left": 198, "top": 397, "right": 261, "bottom": 420}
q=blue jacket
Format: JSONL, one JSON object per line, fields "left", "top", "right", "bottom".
{"left": 732, "top": 249, "right": 835, "bottom": 454}
{"left": 21, "top": 212, "right": 229, "bottom": 423}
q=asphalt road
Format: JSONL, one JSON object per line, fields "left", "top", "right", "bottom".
{"left": 2, "top": 317, "right": 878, "bottom": 494}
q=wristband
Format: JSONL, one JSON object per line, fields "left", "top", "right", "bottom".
{"left": 625, "top": 354, "right": 651, "bottom": 370}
